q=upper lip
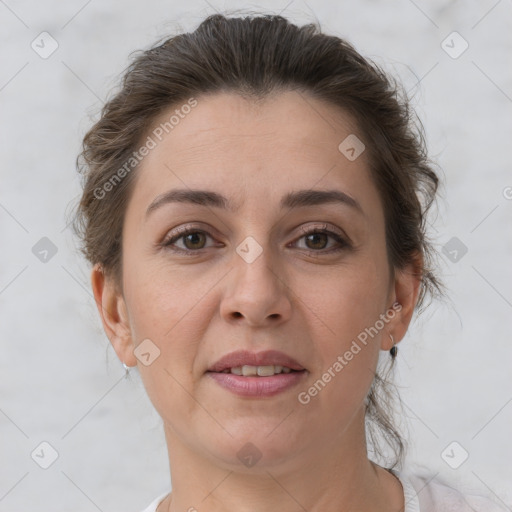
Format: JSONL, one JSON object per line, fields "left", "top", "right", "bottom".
{"left": 207, "top": 350, "right": 306, "bottom": 372}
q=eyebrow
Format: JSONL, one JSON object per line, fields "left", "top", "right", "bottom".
{"left": 145, "top": 188, "right": 364, "bottom": 219}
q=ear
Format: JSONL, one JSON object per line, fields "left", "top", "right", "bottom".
{"left": 381, "top": 251, "right": 423, "bottom": 351}
{"left": 90, "top": 263, "right": 137, "bottom": 367}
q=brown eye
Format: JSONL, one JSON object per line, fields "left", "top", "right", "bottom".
{"left": 293, "top": 225, "right": 350, "bottom": 254}
{"left": 304, "top": 232, "right": 329, "bottom": 250}
{"left": 182, "top": 232, "right": 207, "bottom": 250}
{"left": 162, "top": 228, "right": 215, "bottom": 253}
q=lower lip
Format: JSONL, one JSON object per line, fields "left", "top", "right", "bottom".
{"left": 207, "top": 371, "right": 307, "bottom": 397}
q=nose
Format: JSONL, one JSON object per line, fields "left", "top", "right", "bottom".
{"left": 220, "top": 245, "right": 293, "bottom": 327}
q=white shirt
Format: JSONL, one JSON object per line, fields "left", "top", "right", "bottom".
{"left": 139, "top": 469, "right": 509, "bottom": 512}
{"left": 389, "top": 468, "right": 509, "bottom": 511}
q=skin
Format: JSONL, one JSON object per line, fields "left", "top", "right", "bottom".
{"left": 91, "top": 90, "right": 421, "bottom": 512}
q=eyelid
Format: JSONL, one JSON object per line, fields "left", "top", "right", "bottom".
{"left": 296, "top": 222, "right": 348, "bottom": 240}
{"left": 161, "top": 224, "right": 218, "bottom": 249}
{"left": 291, "top": 223, "right": 351, "bottom": 252}
{"left": 160, "top": 222, "right": 351, "bottom": 253}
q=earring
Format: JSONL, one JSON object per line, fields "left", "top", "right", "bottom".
{"left": 122, "top": 362, "right": 131, "bottom": 378}
{"left": 389, "top": 334, "right": 398, "bottom": 359}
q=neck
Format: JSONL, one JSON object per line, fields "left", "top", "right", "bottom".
{"left": 158, "top": 407, "right": 404, "bottom": 512}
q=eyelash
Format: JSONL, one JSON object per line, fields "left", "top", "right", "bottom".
{"left": 160, "top": 224, "right": 350, "bottom": 256}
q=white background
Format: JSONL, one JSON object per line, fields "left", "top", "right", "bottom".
{"left": 1, "top": 0, "right": 511, "bottom": 510}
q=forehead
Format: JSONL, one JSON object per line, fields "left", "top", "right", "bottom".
{"left": 146, "top": 90, "right": 358, "bottom": 164}
{"left": 128, "top": 90, "right": 382, "bottom": 217}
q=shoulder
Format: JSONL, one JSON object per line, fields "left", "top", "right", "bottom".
{"left": 139, "top": 492, "right": 169, "bottom": 512}
{"left": 394, "top": 466, "right": 510, "bottom": 512}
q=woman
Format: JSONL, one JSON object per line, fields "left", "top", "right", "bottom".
{"left": 72, "top": 13, "right": 507, "bottom": 512}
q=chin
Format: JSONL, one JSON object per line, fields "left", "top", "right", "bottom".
{"left": 201, "top": 425, "right": 305, "bottom": 471}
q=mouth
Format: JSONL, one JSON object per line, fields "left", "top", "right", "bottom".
{"left": 205, "top": 349, "right": 307, "bottom": 397}
{"left": 207, "top": 349, "right": 306, "bottom": 374}
{"left": 207, "top": 365, "right": 305, "bottom": 377}
{"left": 206, "top": 368, "right": 307, "bottom": 397}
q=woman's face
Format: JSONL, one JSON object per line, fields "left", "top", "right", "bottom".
{"left": 94, "top": 90, "right": 418, "bottom": 470}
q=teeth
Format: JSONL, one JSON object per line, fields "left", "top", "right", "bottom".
{"left": 257, "top": 365, "right": 275, "bottom": 377}
{"left": 224, "top": 365, "right": 295, "bottom": 376}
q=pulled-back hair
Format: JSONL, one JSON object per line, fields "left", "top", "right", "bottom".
{"left": 72, "top": 12, "right": 443, "bottom": 470}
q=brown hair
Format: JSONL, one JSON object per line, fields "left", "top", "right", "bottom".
{"left": 72, "top": 12, "right": 443, "bottom": 469}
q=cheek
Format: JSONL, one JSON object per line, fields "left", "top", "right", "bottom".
{"left": 302, "top": 251, "right": 390, "bottom": 339}
{"left": 123, "top": 250, "right": 211, "bottom": 337}
{"left": 120, "top": 257, "right": 202, "bottom": 390}
{"left": 296, "top": 251, "right": 389, "bottom": 398}
{"left": 122, "top": 262, "right": 209, "bottom": 419}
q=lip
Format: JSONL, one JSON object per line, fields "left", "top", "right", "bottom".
{"left": 207, "top": 349, "right": 305, "bottom": 373}
{"left": 207, "top": 371, "right": 307, "bottom": 397}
